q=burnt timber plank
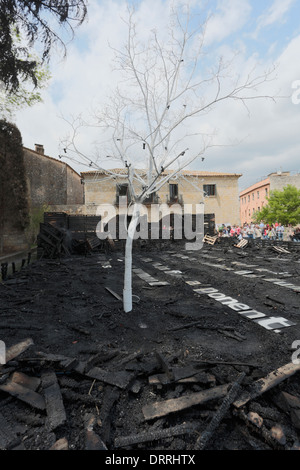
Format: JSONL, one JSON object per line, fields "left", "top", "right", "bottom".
{"left": 85, "top": 414, "right": 108, "bottom": 450}
{"left": 49, "top": 438, "right": 69, "bottom": 450}
{"left": 114, "top": 422, "right": 197, "bottom": 448}
{"left": 155, "top": 351, "right": 174, "bottom": 381}
{"left": 36, "top": 351, "right": 79, "bottom": 371}
{"left": 5, "top": 338, "right": 34, "bottom": 363}
{"left": 11, "top": 371, "right": 40, "bottom": 391}
{"left": 42, "top": 372, "right": 66, "bottom": 430}
{"left": 194, "top": 372, "right": 245, "bottom": 450}
{"left": 149, "top": 369, "right": 216, "bottom": 386}
{"left": 99, "top": 386, "right": 121, "bottom": 444}
{"left": 85, "top": 366, "right": 135, "bottom": 389}
{"left": 142, "top": 383, "right": 230, "bottom": 420}
{"left": 233, "top": 362, "right": 300, "bottom": 408}
{"left": 85, "top": 430, "right": 108, "bottom": 450}
{"left": 0, "top": 381, "right": 46, "bottom": 410}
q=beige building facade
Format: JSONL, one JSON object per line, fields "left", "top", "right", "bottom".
{"left": 81, "top": 169, "right": 242, "bottom": 228}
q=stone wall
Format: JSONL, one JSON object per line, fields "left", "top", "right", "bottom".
{"left": 48, "top": 204, "right": 86, "bottom": 215}
{"left": 23, "top": 146, "right": 84, "bottom": 208}
{"left": 1, "top": 140, "right": 85, "bottom": 255}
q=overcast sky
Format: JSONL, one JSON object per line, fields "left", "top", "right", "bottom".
{"left": 13, "top": 0, "right": 300, "bottom": 191}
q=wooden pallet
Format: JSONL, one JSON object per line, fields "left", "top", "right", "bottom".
{"left": 87, "top": 236, "right": 102, "bottom": 251}
{"left": 234, "top": 239, "right": 248, "bottom": 249}
{"left": 272, "top": 246, "right": 290, "bottom": 254}
{"left": 203, "top": 234, "right": 218, "bottom": 245}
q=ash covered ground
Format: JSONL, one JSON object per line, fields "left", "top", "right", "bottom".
{"left": 0, "top": 237, "right": 300, "bottom": 451}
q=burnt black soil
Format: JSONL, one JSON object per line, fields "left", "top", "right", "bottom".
{"left": 1, "top": 238, "right": 300, "bottom": 451}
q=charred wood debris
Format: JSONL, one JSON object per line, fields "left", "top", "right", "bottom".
{"left": 1, "top": 336, "right": 300, "bottom": 450}
{"left": 36, "top": 213, "right": 115, "bottom": 259}
{"left": 1, "top": 215, "right": 300, "bottom": 450}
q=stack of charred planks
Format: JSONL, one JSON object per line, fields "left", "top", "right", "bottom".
{"left": 37, "top": 212, "right": 110, "bottom": 259}
{"left": 1, "top": 339, "right": 300, "bottom": 450}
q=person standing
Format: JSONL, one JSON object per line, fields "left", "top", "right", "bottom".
{"left": 254, "top": 224, "right": 262, "bottom": 239}
{"left": 259, "top": 221, "right": 265, "bottom": 237}
{"left": 270, "top": 225, "right": 276, "bottom": 240}
{"left": 277, "top": 223, "right": 284, "bottom": 241}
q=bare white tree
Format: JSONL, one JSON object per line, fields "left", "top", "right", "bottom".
{"left": 62, "top": 3, "right": 277, "bottom": 313}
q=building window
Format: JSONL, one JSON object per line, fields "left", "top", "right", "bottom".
{"left": 265, "top": 188, "right": 268, "bottom": 197}
{"left": 144, "top": 192, "right": 157, "bottom": 204}
{"left": 257, "top": 191, "right": 260, "bottom": 199}
{"left": 116, "top": 183, "right": 131, "bottom": 204}
{"left": 248, "top": 195, "right": 250, "bottom": 202}
{"left": 169, "top": 183, "right": 179, "bottom": 202}
{"left": 252, "top": 193, "right": 254, "bottom": 200}
{"left": 203, "top": 184, "right": 216, "bottom": 197}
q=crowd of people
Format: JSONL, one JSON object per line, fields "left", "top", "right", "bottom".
{"left": 216, "top": 222, "right": 300, "bottom": 242}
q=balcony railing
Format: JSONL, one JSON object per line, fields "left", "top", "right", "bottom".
{"left": 166, "top": 194, "right": 183, "bottom": 205}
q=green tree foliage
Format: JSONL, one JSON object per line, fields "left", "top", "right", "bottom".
{"left": 254, "top": 185, "right": 300, "bottom": 226}
{"left": 0, "top": 0, "right": 87, "bottom": 94}
{"left": 0, "top": 30, "right": 51, "bottom": 119}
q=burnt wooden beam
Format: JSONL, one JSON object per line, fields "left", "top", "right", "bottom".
{"left": 84, "top": 414, "right": 108, "bottom": 450}
{"left": 49, "top": 438, "right": 69, "bottom": 450}
{"left": 11, "top": 371, "right": 40, "bottom": 391}
{"left": 142, "top": 383, "right": 230, "bottom": 420}
{"left": 42, "top": 372, "right": 66, "bottom": 430}
{"left": 85, "top": 366, "right": 135, "bottom": 390}
{"left": 99, "top": 386, "right": 121, "bottom": 445}
{"left": 5, "top": 338, "right": 34, "bottom": 363}
{"left": 233, "top": 408, "right": 288, "bottom": 450}
{"left": 35, "top": 351, "right": 79, "bottom": 371}
{"left": 114, "top": 422, "right": 197, "bottom": 448}
{"left": 0, "top": 381, "right": 46, "bottom": 410}
{"left": 155, "top": 352, "right": 174, "bottom": 381}
{"left": 233, "top": 362, "right": 300, "bottom": 409}
{"left": 194, "top": 372, "right": 245, "bottom": 450}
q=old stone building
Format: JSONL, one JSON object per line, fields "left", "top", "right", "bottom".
{"left": 239, "top": 171, "right": 300, "bottom": 225}
{"left": 0, "top": 139, "right": 84, "bottom": 255}
{"left": 24, "top": 144, "right": 84, "bottom": 208}
{"left": 81, "top": 168, "right": 242, "bottom": 228}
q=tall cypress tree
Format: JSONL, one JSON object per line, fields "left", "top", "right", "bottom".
{"left": 0, "top": 120, "right": 29, "bottom": 234}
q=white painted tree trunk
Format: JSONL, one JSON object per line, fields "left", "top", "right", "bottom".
{"left": 123, "top": 202, "right": 141, "bottom": 313}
